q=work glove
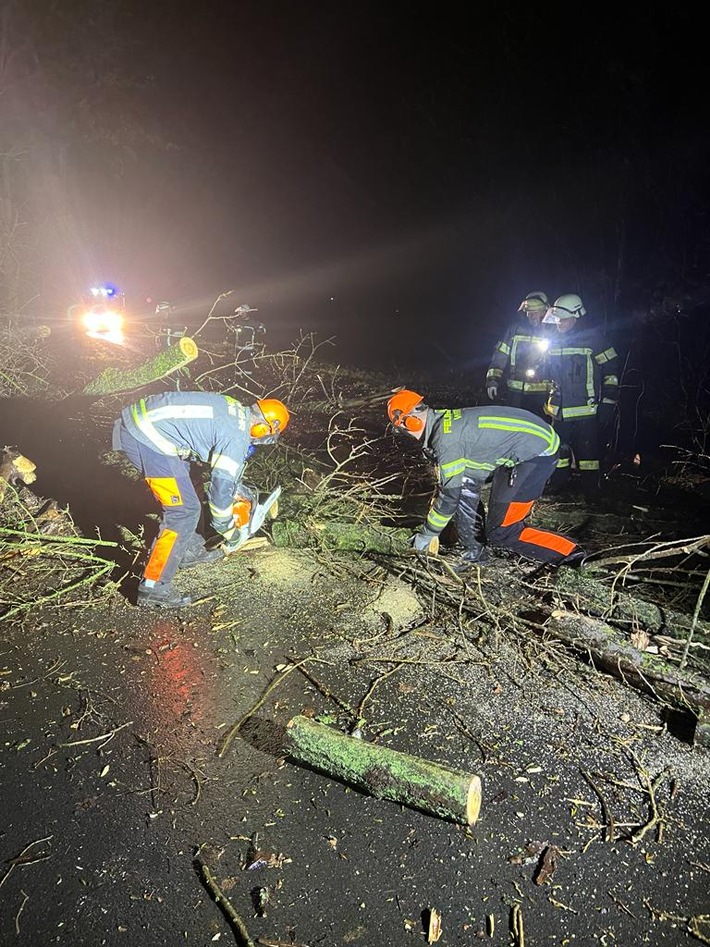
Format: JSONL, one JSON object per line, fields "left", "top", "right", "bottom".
{"left": 411, "top": 530, "right": 439, "bottom": 553}
{"left": 486, "top": 384, "right": 498, "bottom": 401}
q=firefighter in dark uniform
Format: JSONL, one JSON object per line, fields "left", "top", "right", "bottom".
{"left": 387, "top": 390, "right": 584, "bottom": 570}
{"left": 113, "top": 392, "right": 290, "bottom": 607}
{"left": 542, "top": 294, "right": 619, "bottom": 500}
{"left": 485, "top": 291, "right": 554, "bottom": 419}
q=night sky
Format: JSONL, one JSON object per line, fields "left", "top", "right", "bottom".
{"left": 10, "top": 4, "right": 710, "bottom": 370}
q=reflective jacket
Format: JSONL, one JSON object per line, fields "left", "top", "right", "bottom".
{"left": 116, "top": 391, "right": 251, "bottom": 533}
{"left": 423, "top": 406, "right": 560, "bottom": 534}
{"left": 546, "top": 325, "right": 619, "bottom": 420}
{"left": 486, "top": 319, "right": 554, "bottom": 394}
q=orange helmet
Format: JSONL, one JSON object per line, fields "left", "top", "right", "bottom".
{"left": 251, "top": 399, "right": 291, "bottom": 439}
{"left": 387, "top": 389, "right": 426, "bottom": 434}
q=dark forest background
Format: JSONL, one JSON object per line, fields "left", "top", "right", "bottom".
{"left": 1, "top": 2, "right": 709, "bottom": 454}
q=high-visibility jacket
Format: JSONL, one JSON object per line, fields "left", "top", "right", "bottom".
{"left": 423, "top": 406, "right": 560, "bottom": 535}
{"left": 546, "top": 326, "right": 619, "bottom": 420}
{"left": 486, "top": 320, "right": 554, "bottom": 394}
{"left": 116, "top": 391, "right": 251, "bottom": 533}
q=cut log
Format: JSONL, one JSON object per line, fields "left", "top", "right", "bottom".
{"left": 82, "top": 336, "right": 199, "bottom": 395}
{"left": 544, "top": 609, "right": 710, "bottom": 747}
{"left": 272, "top": 519, "right": 412, "bottom": 554}
{"left": 285, "top": 714, "right": 482, "bottom": 825}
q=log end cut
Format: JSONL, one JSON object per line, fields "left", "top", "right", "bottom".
{"left": 179, "top": 336, "right": 198, "bottom": 359}
{"left": 465, "top": 774, "right": 482, "bottom": 825}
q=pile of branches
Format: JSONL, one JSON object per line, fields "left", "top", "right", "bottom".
{"left": 0, "top": 483, "right": 119, "bottom": 623}
{"left": 0, "top": 319, "right": 54, "bottom": 396}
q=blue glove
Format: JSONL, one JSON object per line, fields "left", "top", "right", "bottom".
{"left": 412, "top": 531, "right": 438, "bottom": 552}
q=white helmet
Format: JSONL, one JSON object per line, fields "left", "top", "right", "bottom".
{"left": 518, "top": 290, "right": 549, "bottom": 313}
{"left": 544, "top": 293, "right": 587, "bottom": 324}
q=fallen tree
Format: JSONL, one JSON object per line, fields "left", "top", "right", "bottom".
{"left": 285, "top": 714, "right": 482, "bottom": 825}
{"left": 82, "top": 336, "right": 199, "bottom": 395}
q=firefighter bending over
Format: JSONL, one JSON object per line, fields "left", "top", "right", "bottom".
{"left": 387, "top": 390, "right": 584, "bottom": 571}
{"left": 113, "top": 391, "right": 290, "bottom": 608}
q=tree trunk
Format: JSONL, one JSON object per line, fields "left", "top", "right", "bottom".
{"left": 82, "top": 336, "right": 199, "bottom": 395}
{"left": 545, "top": 610, "right": 710, "bottom": 747}
{"left": 272, "top": 519, "right": 411, "bottom": 555}
{"left": 285, "top": 715, "right": 482, "bottom": 825}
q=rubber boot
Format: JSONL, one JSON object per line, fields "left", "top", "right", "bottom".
{"left": 451, "top": 543, "right": 490, "bottom": 573}
{"left": 136, "top": 580, "right": 192, "bottom": 608}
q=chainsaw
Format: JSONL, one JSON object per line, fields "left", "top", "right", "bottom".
{"left": 223, "top": 485, "right": 281, "bottom": 553}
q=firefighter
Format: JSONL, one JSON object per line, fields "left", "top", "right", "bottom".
{"left": 387, "top": 389, "right": 584, "bottom": 570}
{"left": 543, "top": 294, "right": 619, "bottom": 500}
{"left": 112, "top": 392, "right": 290, "bottom": 607}
{"left": 485, "top": 291, "right": 554, "bottom": 419}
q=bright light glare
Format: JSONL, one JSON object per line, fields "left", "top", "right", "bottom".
{"left": 536, "top": 338, "right": 550, "bottom": 352}
{"left": 82, "top": 308, "right": 125, "bottom": 345}
{"left": 526, "top": 368, "right": 536, "bottom": 378}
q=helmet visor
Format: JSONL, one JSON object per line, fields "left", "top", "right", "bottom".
{"left": 544, "top": 305, "right": 579, "bottom": 323}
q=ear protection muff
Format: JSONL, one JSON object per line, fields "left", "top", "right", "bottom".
{"left": 391, "top": 409, "right": 425, "bottom": 433}
{"left": 250, "top": 420, "right": 272, "bottom": 439}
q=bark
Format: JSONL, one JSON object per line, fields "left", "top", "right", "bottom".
{"left": 82, "top": 336, "right": 199, "bottom": 395}
{"left": 544, "top": 610, "right": 710, "bottom": 746}
{"left": 285, "top": 714, "right": 482, "bottom": 825}
{"left": 272, "top": 519, "right": 411, "bottom": 554}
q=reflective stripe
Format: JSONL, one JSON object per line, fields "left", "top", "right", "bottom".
{"left": 497, "top": 342, "right": 511, "bottom": 355}
{"left": 578, "top": 459, "right": 600, "bottom": 470}
{"left": 595, "top": 347, "right": 618, "bottom": 364}
{"left": 478, "top": 416, "right": 559, "bottom": 455}
{"left": 212, "top": 453, "right": 241, "bottom": 477}
{"left": 556, "top": 456, "right": 571, "bottom": 469}
{"left": 131, "top": 400, "right": 180, "bottom": 456}
{"left": 146, "top": 405, "right": 214, "bottom": 421}
{"left": 209, "top": 500, "right": 234, "bottom": 517}
{"left": 144, "top": 528, "right": 179, "bottom": 582}
{"left": 560, "top": 405, "right": 597, "bottom": 418}
{"left": 487, "top": 368, "right": 503, "bottom": 380}
{"left": 507, "top": 379, "right": 525, "bottom": 390}
{"left": 440, "top": 458, "right": 495, "bottom": 477}
{"left": 603, "top": 375, "right": 619, "bottom": 386}
{"left": 427, "top": 510, "right": 450, "bottom": 529}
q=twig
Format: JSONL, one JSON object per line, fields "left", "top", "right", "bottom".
{"left": 59, "top": 720, "right": 133, "bottom": 747}
{"left": 14, "top": 890, "right": 29, "bottom": 935}
{"left": 0, "top": 836, "right": 53, "bottom": 890}
{"left": 198, "top": 859, "right": 256, "bottom": 947}
{"left": 581, "top": 770, "right": 615, "bottom": 842}
{"left": 217, "top": 658, "right": 313, "bottom": 758}
{"left": 680, "top": 566, "right": 710, "bottom": 670}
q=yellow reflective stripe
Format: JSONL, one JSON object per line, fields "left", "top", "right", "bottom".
{"left": 507, "top": 379, "right": 524, "bottom": 390}
{"left": 578, "top": 460, "right": 600, "bottom": 470}
{"left": 521, "top": 382, "right": 550, "bottom": 392}
{"left": 212, "top": 454, "right": 241, "bottom": 477}
{"left": 497, "top": 342, "right": 511, "bottom": 354}
{"left": 595, "top": 347, "right": 617, "bottom": 364}
{"left": 561, "top": 405, "right": 596, "bottom": 418}
{"left": 440, "top": 459, "right": 494, "bottom": 477}
{"left": 427, "top": 510, "right": 450, "bottom": 529}
{"left": 603, "top": 375, "right": 619, "bottom": 386}
{"left": 601, "top": 398, "right": 616, "bottom": 405}
{"left": 478, "top": 416, "right": 558, "bottom": 454}
{"left": 556, "top": 457, "right": 571, "bottom": 468}
{"left": 131, "top": 400, "right": 180, "bottom": 455}
{"left": 487, "top": 368, "right": 503, "bottom": 380}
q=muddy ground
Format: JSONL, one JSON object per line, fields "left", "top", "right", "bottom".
{"left": 1, "top": 378, "right": 709, "bottom": 946}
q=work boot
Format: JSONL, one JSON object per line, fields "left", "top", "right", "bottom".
{"left": 178, "top": 545, "right": 224, "bottom": 570}
{"left": 451, "top": 544, "right": 490, "bottom": 573}
{"left": 136, "top": 581, "right": 192, "bottom": 609}
{"left": 559, "top": 548, "right": 587, "bottom": 569}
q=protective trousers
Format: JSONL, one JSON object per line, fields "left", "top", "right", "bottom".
{"left": 116, "top": 427, "right": 203, "bottom": 587}
{"left": 550, "top": 417, "right": 600, "bottom": 498}
{"left": 485, "top": 456, "right": 579, "bottom": 563}
{"left": 506, "top": 389, "right": 550, "bottom": 422}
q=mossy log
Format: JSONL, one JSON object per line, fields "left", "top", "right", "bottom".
{"left": 555, "top": 568, "right": 710, "bottom": 643}
{"left": 82, "top": 336, "right": 199, "bottom": 395}
{"left": 272, "top": 519, "right": 411, "bottom": 554}
{"left": 545, "top": 610, "right": 710, "bottom": 746}
{"left": 285, "top": 714, "right": 482, "bottom": 825}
